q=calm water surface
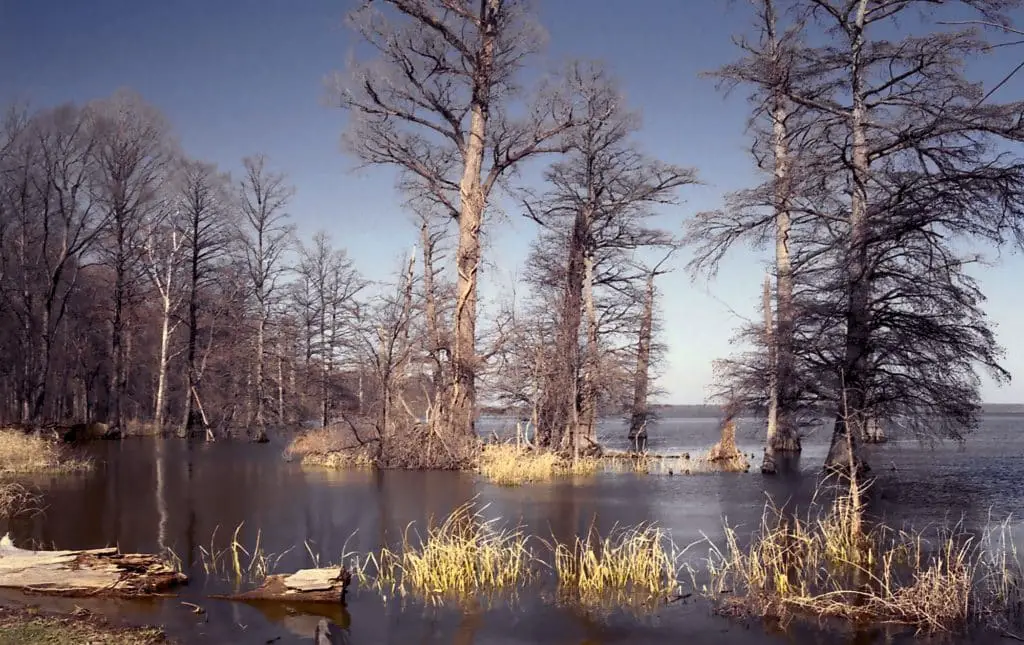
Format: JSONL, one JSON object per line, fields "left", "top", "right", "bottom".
{"left": 2, "top": 415, "right": 1023, "bottom": 644}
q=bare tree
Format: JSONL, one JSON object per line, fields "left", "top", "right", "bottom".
{"left": 692, "top": 0, "right": 1024, "bottom": 472}
{"left": 523, "top": 67, "right": 696, "bottom": 457}
{"left": 140, "top": 200, "right": 187, "bottom": 430}
{"left": 176, "top": 159, "right": 235, "bottom": 437}
{"left": 238, "top": 155, "right": 295, "bottom": 442}
{"left": 334, "top": 0, "right": 582, "bottom": 442}
{"left": 627, "top": 249, "right": 676, "bottom": 447}
{"left": 295, "top": 231, "right": 365, "bottom": 428}
{"left": 88, "top": 90, "right": 175, "bottom": 432}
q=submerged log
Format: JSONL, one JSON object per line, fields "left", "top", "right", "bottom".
{"left": 214, "top": 567, "right": 352, "bottom": 604}
{"left": 0, "top": 534, "right": 186, "bottom": 597}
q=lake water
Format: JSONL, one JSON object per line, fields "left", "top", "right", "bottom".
{"left": 2, "top": 414, "right": 1023, "bottom": 644}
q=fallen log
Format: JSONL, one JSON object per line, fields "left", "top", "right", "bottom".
{"left": 212, "top": 567, "right": 351, "bottom": 604}
{"left": 0, "top": 533, "right": 186, "bottom": 597}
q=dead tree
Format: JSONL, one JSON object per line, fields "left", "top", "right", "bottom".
{"left": 523, "top": 66, "right": 696, "bottom": 456}
{"left": 696, "top": 0, "right": 1024, "bottom": 472}
{"left": 295, "top": 231, "right": 365, "bottom": 428}
{"left": 627, "top": 250, "right": 676, "bottom": 447}
{"left": 89, "top": 90, "right": 175, "bottom": 432}
{"left": 239, "top": 155, "right": 294, "bottom": 442}
{"left": 177, "top": 159, "right": 234, "bottom": 437}
{"left": 335, "top": 0, "right": 581, "bottom": 442}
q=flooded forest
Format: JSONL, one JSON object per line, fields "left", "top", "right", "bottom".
{"left": 3, "top": 0, "right": 1024, "bottom": 644}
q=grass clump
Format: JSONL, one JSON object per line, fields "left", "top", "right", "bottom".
{"left": 199, "top": 523, "right": 295, "bottom": 588}
{"left": 0, "top": 429, "right": 92, "bottom": 475}
{"left": 0, "top": 482, "right": 41, "bottom": 517}
{"left": 552, "top": 523, "right": 686, "bottom": 611}
{"left": 705, "top": 480, "right": 1023, "bottom": 632}
{"left": 356, "top": 501, "right": 534, "bottom": 605}
{"left": 477, "top": 442, "right": 598, "bottom": 486}
{"left": 284, "top": 427, "right": 375, "bottom": 469}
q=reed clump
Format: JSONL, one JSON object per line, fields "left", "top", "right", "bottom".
{"left": 356, "top": 501, "right": 534, "bottom": 605}
{"left": 199, "top": 523, "right": 295, "bottom": 587}
{"left": 0, "top": 429, "right": 92, "bottom": 475}
{"left": 552, "top": 522, "right": 686, "bottom": 611}
{"left": 0, "top": 482, "right": 41, "bottom": 517}
{"left": 477, "top": 442, "right": 599, "bottom": 486}
{"left": 705, "top": 481, "right": 1022, "bottom": 632}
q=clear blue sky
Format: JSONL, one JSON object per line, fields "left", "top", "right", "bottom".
{"left": 2, "top": 0, "right": 1022, "bottom": 404}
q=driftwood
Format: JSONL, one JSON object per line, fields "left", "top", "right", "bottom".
{"left": 0, "top": 534, "right": 186, "bottom": 597}
{"left": 213, "top": 567, "right": 351, "bottom": 604}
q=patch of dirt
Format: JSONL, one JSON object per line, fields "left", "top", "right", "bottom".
{"left": 0, "top": 603, "right": 172, "bottom": 644}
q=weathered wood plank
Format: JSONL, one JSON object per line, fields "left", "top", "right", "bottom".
{"left": 212, "top": 567, "right": 351, "bottom": 604}
{"left": 0, "top": 533, "right": 187, "bottom": 597}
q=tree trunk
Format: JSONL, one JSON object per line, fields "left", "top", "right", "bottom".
{"left": 628, "top": 272, "right": 655, "bottom": 448}
{"left": 578, "top": 250, "right": 599, "bottom": 451}
{"left": 761, "top": 274, "right": 783, "bottom": 474}
{"left": 767, "top": 14, "right": 801, "bottom": 455}
{"left": 154, "top": 293, "right": 171, "bottom": 430}
{"left": 449, "top": 0, "right": 499, "bottom": 442}
{"left": 826, "top": 0, "right": 870, "bottom": 474}
{"left": 182, "top": 244, "right": 201, "bottom": 436}
{"left": 253, "top": 311, "right": 268, "bottom": 442}
{"left": 111, "top": 253, "right": 126, "bottom": 432}
{"left": 277, "top": 339, "right": 285, "bottom": 426}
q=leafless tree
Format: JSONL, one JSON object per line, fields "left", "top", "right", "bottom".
{"left": 690, "top": 0, "right": 1024, "bottom": 472}
{"left": 238, "top": 155, "right": 295, "bottom": 442}
{"left": 88, "top": 90, "right": 175, "bottom": 432}
{"left": 294, "top": 230, "right": 365, "bottom": 428}
{"left": 334, "top": 0, "right": 582, "bottom": 442}
{"left": 522, "top": 66, "right": 696, "bottom": 457}
{"left": 140, "top": 199, "right": 187, "bottom": 430}
{"left": 176, "top": 159, "right": 235, "bottom": 437}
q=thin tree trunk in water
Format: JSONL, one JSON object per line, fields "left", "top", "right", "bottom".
{"left": 450, "top": 0, "right": 499, "bottom": 443}
{"left": 826, "top": 0, "right": 870, "bottom": 474}
{"left": 111, "top": 259, "right": 125, "bottom": 431}
{"left": 277, "top": 339, "right": 285, "bottom": 426}
{"left": 253, "top": 312, "right": 267, "bottom": 442}
{"left": 761, "top": 274, "right": 780, "bottom": 474}
{"left": 182, "top": 243, "right": 201, "bottom": 435}
{"left": 154, "top": 293, "right": 171, "bottom": 430}
{"left": 628, "top": 272, "right": 656, "bottom": 447}
{"left": 579, "top": 252, "right": 599, "bottom": 451}
{"left": 767, "top": 1, "right": 800, "bottom": 455}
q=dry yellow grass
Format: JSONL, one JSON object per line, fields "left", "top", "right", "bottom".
{"left": 0, "top": 482, "right": 40, "bottom": 517}
{"left": 705, "top": 481, "right": 1022, "bottom": 632}
{"left": 284, "top": 427, "right": 375, "bottom": 469}
{"left": 0, "top": 429, "right": 92, "bottom": 475}
{"left": 477, "top": 443, "right": 599, "bottom": 486}
{"left": 356, "top": 501, "right": 534, "bottom": 606}
{"left": 552, "top": 522, "right": 686, "bottom": 611}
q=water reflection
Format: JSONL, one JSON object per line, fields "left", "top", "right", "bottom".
{"left": 0, "top": 416, "right": 1020, "bottom": 644}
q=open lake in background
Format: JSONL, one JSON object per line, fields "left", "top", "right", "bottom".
{"left": 2, "top": 413, "right": 1023, "bottom": 644}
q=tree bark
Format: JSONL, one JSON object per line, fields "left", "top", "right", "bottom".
{"left": 253, "top": 311, "right": 268, "bottom": 442}
{"left": 826, "top": 0, "right": 870, "bottom": 474}
{"left": 628, "top": 271, "right": 656, "bottom": 448}
{"left": 766, "top": 2, "right": 801, "bottom": 456}
{"left": 449, "top": 0, "right": 499, "bottom": 442}
{"left": 578, "top": 250, "right": 599, "bottom": 451}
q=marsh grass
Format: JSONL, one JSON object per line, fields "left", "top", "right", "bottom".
{"left": 550, "top": 522, "right": 688, "bottom": 612}
{"left": 705, "top": 479, "right": 1024, "bottom": 632}
{"left": 0, "top": 429, "right": 92, "bottom": 475}
{"left": 284, "top": 427, "right": 375, "bottom": 469}
{"left": 477, "top": 443, "right": 599, "bottom": 486}
{"left": 355, "top": 501, "right": 534, "bottom": 606}
{"left": 0, "top": 482, "right": 41, "bottom": 517}
{"left": 198, "top": 523, "right": 295, "bottom": 588}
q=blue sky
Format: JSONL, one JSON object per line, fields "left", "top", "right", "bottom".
{"left": 2, "top": 0, "right": 1022, "bottom": 404}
